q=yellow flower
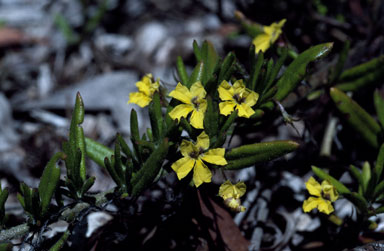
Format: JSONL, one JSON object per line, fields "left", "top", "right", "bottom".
{"left": 168, "top": 81, "right": 207, "bottom": 129}
{"left": 303, "top": 176, "right": 339, "bottom": 215}
{"left": 128, "top": 74, "right": 160, "bottom": 107}
{"left": 218, "top": 80, "right": 259, "bottom": 118}
{"left": 171, "top": 131, "right": 227, "bottom": 187}
{"left": 219, "top": 180, "right": 246, "bottom": 212}
{"left": 252, "top": 19, "right": 286, "bottom": 53}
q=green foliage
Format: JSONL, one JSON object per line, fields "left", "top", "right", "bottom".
{"left": 330, "top": 88, "right": 381, "bottom": 148}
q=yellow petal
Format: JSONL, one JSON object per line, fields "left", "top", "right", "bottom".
{"left": 190, "top": 109, "right": 205, "bottom": 129}
{"left": 317, "top": 198, "right": 334, "bottom": 214}
{"left": 219, "top": 180, "right": 234, "bottom": 200}
{"left": 226, "top": 198, "right": 246, "bottom": 212}
{"left": 219, "top": 101, "right": 236, "bottom": 116}
{"left": 302, "top": 197, "right": 320, "bottom": 213}
{"left": 169, "top": 83, "right": 192, "bottom": 104}
{"left": 201, "top": 148, "right": 227, "bottom": 165}
{"left": 321, "top": 180, "right": 339, "bottom": 202}
{"left": 218, "top": 80, "right": 234, "bottom": 101}
{"left": 171, "top": 157, "right": 195, "bottom": 180}
{"left": 193, "top": 160, "right": 212, "bottom": 187}
{"left": 180, "top": 140, "right": 196, "bottom": 158}
{"left": 136, "top": 77, "right": 151, "bottom": 96}
{"left": 252, "top": 34, "right": 271, "bottom": 53}
{"left": 234, "top": 182, "right": 246, "bottom": 198}
{"left": 196, "top": 131, "right": 210, "bottom": 150}
{"left": 169, "top": 104, "right": 193, "bottom": 121}
{"left": 236, "top": 103, "right": 255, "bottom": 118}
{"left": 305, "top": 177, "right": 322, "bottom": 197}
{"left": 190, "top": 81, "right": 206, "bottom": 100}
{"left": 232, "top": 79, "right": 246, "bottom": 92}
{"left": 128, "top": 92, "right": 152, "bottom": 107}
{"left": 244, "top": 90, "right": 259, "bottom": 107}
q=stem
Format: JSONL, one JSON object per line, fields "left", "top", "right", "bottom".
{"left": 0, "top": 190, "right": 112, "bottom": 242}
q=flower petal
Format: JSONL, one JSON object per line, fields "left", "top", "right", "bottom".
{"left": 136, "top": 76, "right": 152, "bottom": 96}
{"left": 236, "top": 103, "right": 255, "bottom": 118}
{"left": 193, "top": 160, "right": 212, "bottom": 187}
{"left": 190, "top": 81, "right": 206, "bottom": 100}
{"left": 302, "top": 197, "right": 321, "bottom": 213}
{"left": 252, "top": 34, "right": 271, "bottom": 53}
{"left": 128, "top": 92, "right": 152, "bottom": 107}
{"left": 196, "top": 131, "right": 210, "bottom": 150}
{"left": 190, "top": 109, "right": 205, "bottom": 129}
{"left": 219, "top": 101, "right": 236, "bottom": 116}
{"left": 234, "top": 182, "right": 246, "bottom": 198}
{"left": 322, "top": 180, "right": 339, "bottom": 202}
{"left": 244, "top": 90, "right": 259, "bottom": 107}
{"left": 305, "top": 177, "right": 322, "bottom": 197}
{"left": 317, "top": 198, "right": 334, "bottom": 214}
{"left": 232, "top": 79, "right": 246, "bottom": 92}
{"left": 218, "top": 80, "right": 234, "bottom": 101}
{"left": 169, "top": 104, "right": 193, "bottom": 121}
{"left": 171, "top": 157, "right": 195, "bottom": 180}
{"left": 180, "top": 140, "right": 196, "bottom": 158}
{"left": 169, "top": 83, "right": 192, "bottom": 104}
{"left": 219, "top": 180, "right": 234, "bottom": 200}
{"left": 201, "top": 148, "right": 227, "bottom": 165}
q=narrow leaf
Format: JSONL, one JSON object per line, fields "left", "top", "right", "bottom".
{"left": 374, "top": 90, "right": 384, "bottom": 128}
{"left": 85, "top": 137, "right": 114, "bottom": 168}
{"left": 274, "top": 43, "right": 333, "bottom": 101}
{"left": 38, "top": 152, "right": 62, "bottom": 217}
{"left": 176, "top": 56, "right": 188, "bottom": 85}
{"left": 330, "top": 87, "right": 381, "bottom": 148}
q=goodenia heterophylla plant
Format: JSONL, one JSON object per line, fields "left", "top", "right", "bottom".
{"left": 0, "top": 39, "right": 340, "bottom": 248}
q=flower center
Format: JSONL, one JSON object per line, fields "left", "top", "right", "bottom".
{"left": 191, "top": 96, "right": 200, "bottom": 110}
{"left": 321, "top": 191, "right": 331, "bottom": 201}
{"left": 233, "top": 93, "right": 245, "bottom": 104}
{"left": 189, "top": 147, "right": 205, "bottom": 159}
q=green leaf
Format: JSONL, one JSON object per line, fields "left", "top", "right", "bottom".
{"left": 85, "top": 137, "right": 114, "bottom": 168}
{"left": 361, "top": 161, "right": 371, "bottom": 195}
{"left": 273, "top": 43, "right": 333, "bottom": 101}
{"left": 81, "top": 177, "right": 95, "bottom": 195}
{"left": 201, "top": 41, "right": 219, "bottom": 84}
{"left": 339, "top": 55, "right": 384, "bottom": 81}
{"left": 335, "top": 67, "right": 384, "bottom": 92}
{"left": 224, "top": 141, "right": 299, "bottom": 170}
{"left": 226, "top": 140, "right": 299, "bottom": 160}
{"left": 218, "top": 52, "right": 236, "bottom": 84}
{"left": 117, "top": 134, "right": 134, "bottom": 160}
{"left": 374, "top": 180, "right": 384, "bottom": 200}
{"left": 38, "top": 152, "right": 62, "bottom": 217}
{"left": 265, "top": 48, "right": 288, "bottom": 92}
{"left": 176, "top": 56, "right": 188, "bottom": 85}
{"left": 250, "top": 52, "right": 264, "bottom": 92}
{"left": 329, "top": 40, "right": 350, "bottom": 83}
{"left": 349, "top": 165, "right": 363, "bottom": 188}
{"left": 149, "top": 92, "right": 163, "bottom": 142}
{"left": 204, "top": 97, "right": 218, "bottom": 139}
{"left": 131, "top": 139, "right": 169, "bottom": 196}
{"left": 104, "top": 157, "right": 123, "bottom": 187}
{"left": 374, "top": 90, "right": 384, "bottom": 128}
{"left": 375, "top": 143, "right": 384, "bottom": 182}
{"left": 312, "top": 166, "right": 351, "bottom": 194}
{"left": 192, "top": 40, "right": 202, "bottom": 62}
{"left": 330, "top": 88, "right": 381, "bottom": 148}
{"left": 187, "top": 61, "right": 204, "bottom": 87}
{"left": 213, "top": 111, "right": 238, "bottom": 148}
